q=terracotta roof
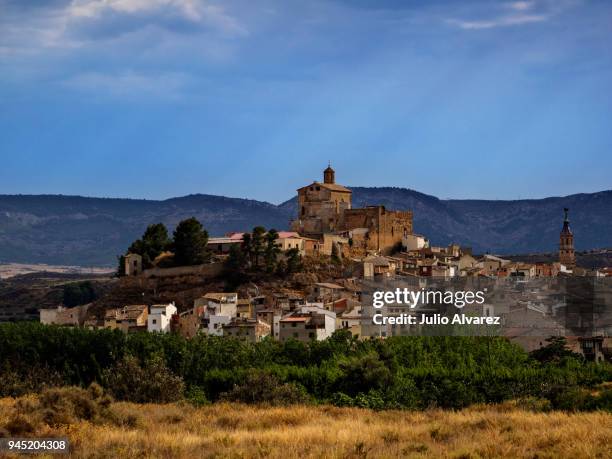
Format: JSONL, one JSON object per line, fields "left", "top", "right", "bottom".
{"left": 298, "top": 181, "right": 352, "bottom": 193}
{"left": 280, "top": 316, "right": 309, "bottom": 322}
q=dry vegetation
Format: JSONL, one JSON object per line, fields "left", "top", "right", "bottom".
{"left": 1, "top": 396, "right": 611, "bottom": 459}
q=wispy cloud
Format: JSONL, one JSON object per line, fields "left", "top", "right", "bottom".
{"left": 446, "top": 0, "right": 577, "bottom": 30}
{"left": 506, "top": 1, "right": 535, "bottom": 12}
{"left": 0, "top": 0, "right": 247, "bottom": 58}
{"left": 447, "top": 14, "right": 548, "bottom": 30}
{"left": 68, "top": 0, "right": 247, "bottom": 35}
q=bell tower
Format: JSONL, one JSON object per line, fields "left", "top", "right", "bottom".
{"left": 559, "top": 207, "right": 576, "bottom": 270}
{"left": 323, "top": 163, "right": 335, "bottom": 184}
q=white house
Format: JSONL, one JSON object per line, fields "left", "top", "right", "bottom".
{"left": 147, "top": 302, "right": 177, "bottom": 333}
{"left": 194, "top": 292, "right": 238, "bottom": 318}
{"left": 205, "top": 315, "right": 232, "bottom": 336}
{"left": 278, "top": 305, "right": 336, "bottom": 342}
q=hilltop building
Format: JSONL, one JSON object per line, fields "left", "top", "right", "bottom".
{"left": 291, "top": 165, "right": 413, "bottom": 255}
{"left": 559, "top": 208, "right": 576, "bottom": 270}
{"left": 124, "top": 253, "right": 142, "bottom": 276}
{"left": 292, "top": 164, "right": 353, "bottom": 236}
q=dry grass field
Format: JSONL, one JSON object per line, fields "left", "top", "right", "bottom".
{"left": 1, "top": 398, "right": 611, "bottom": 458}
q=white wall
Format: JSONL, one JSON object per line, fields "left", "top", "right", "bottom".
{"left": 147, "top": 303, "right": 177, "bottom": 333}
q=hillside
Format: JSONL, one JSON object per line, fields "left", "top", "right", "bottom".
{"left": 0, "top": 194, "right": 290, "bottom": 266}
{"left": 1, "top": 188, "right": 612, "bottom": 266}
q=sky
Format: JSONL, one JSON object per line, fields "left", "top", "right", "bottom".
{"left": 0, "top": 0, "right": 611, "bottom": 204}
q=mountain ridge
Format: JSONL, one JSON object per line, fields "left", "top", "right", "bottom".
{"left": 1, "top": 188, "right": 611, "bottom": 266}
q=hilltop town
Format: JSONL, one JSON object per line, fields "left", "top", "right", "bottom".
{"left": 20, "top": 165, "right": 612, "bottom": 362}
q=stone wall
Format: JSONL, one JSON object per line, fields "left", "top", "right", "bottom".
{"left": 343, "top": 206, "right": 413, "bottom": 255}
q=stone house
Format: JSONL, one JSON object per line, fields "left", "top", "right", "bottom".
{"left": 223, "top": 318, "right": 271, "bottom": 342}
{"left": 124, "top": 253, "right": 142, "bottom": 276}
{"left": 40, "top": 304, "right": 90, "bottom": 327}
{"left": 279, "top": 307, "right": 336, "bottom": 342}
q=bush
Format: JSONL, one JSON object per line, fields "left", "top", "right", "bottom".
{"left": 330, "top": 392, "right": 354, "bottom": 407}
{"left": 220, "top": 371, "right": 310, "bottom": 406}
{"left": 514, "top": 397, "right": 552, "bottom": 412}
{"left": 545, "top": 385, "right": 612, "bottom": 411}
{"left": 0, "top": 365, "right": 64, "bottom": 397}
{"left": 185, "top": 386, "right": 209, "bottom": 407}
{"left": 103, "top": 356, "right": 184, "bottom": 403}
{"left": 354, "top": 390, "right": 386, "bottom": 410}
{"left": 2, "top": 384, "right": 114, "bottom": 435}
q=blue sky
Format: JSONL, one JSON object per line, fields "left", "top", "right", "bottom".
{"left": 1, "top": 0, "right": 611, "bottom": 204}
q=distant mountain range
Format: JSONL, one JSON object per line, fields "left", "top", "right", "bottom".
{"left": 0, "top": 188, "right": 611, "bottom": 266}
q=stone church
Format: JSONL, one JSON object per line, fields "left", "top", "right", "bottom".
{"left": 291, "top": 165, "right": 413, "bottom": 255}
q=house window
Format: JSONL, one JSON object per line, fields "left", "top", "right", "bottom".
{"left": 152, "top": 319, "right": 157, "bottom": 324}
{"left": 292, "top": 323, "right": 297, "bottom": 327}
{"left": 309, "top": 332, "right": 315, "bottom": 339}
{"left": 293, "top": 332, "right": 298, "bottom": 338}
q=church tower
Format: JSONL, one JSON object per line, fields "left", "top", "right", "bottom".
{"left": 559, "top": 207, "right": 576, "bottom": 269}
{"left": 323, "top": 164, "right": 335, "bottom": 184}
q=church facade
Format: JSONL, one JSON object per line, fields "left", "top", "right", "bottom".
{"left": 291, "top": 165, "right": 413, "bottom": 255}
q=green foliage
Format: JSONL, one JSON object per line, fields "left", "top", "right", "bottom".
{"left": 224, "top": 227, "right": 297, "bottom": 285}
{"left": 530, "top": 337, "right": 584, "bottom": 363}
{"left": 1, "top": 323, "right": 610, "bottom": 410}
{"left": 103, "top": 355, "right": 185, "bottom": 403}
{"left": 250, "top": 226, "right": 266, "bottom": 267}
{"left": 172, "top": 217, "right": 211, "bottom": 266}
{"left": 285, "top": 248, "right": 303, "bottom": 275}
{"left": 220, "top": 370, "right": 310, "bottom": 406}
{"left": 123, "top": 223, "right": 171, "bottom": 269}
{"left": 264, "top": 229, "right": 281, "bottom": 273}
{"left": 185, "top": 386, "right": 210, "bottom": 407}
{"left": 63, "top": 281, "right": 97, "bottom": 307}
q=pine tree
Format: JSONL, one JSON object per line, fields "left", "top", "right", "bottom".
{"left": 172, "top": 217, "right": 211, "bottom": 266}
{"left": 264, "top": 229, "right": 280, "bottom": 273}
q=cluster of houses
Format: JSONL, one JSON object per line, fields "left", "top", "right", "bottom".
{"left": 361, "top": 233, "right": 610, "bottom": 280}
{"left": 40, "top": 281, "right": 366, "bottom": 343}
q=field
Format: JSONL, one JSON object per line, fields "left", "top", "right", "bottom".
{"left": 1, "top": 398, "right": 611, "bottom": 458}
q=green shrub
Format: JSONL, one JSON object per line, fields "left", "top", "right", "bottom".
{"left": 103, "top": 356, "right": 184, "bottom": 403}
{"left": 354, "top": 390, "right": 386, "bottom": 410}
{"left": 220, "top": 370, "right": 310, "bottom": 406}
{"left": 330, "top": 392, "right": 354, "bottom": 407}
{"left": 0, "top": 365, "right": 64, "bottom": 397}
{"left": 185, "top": 386, "right": 209, "bottom": 407}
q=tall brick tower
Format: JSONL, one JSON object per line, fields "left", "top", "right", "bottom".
{"left": 559, "top": 207, "right": 576, "bottom": 269}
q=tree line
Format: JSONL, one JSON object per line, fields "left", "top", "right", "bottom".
{"left": 224, "top": 226, "right": 302, "bottom": 287}
{"left": 118, "top": 220, "right": 302, "bottom": 284}
{"left": 0, "top": 323, "right": 610, "bottom": 411}
{"left": 118, "top": 218, "right": 211, "bottom": 273}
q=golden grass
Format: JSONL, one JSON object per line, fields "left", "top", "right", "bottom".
{"left": 1, "top": 399, "right": 611, "bottom": 458}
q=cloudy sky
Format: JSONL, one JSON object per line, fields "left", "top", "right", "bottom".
{"left": 1, "top": 0, "right": 611, "bottom": 203}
